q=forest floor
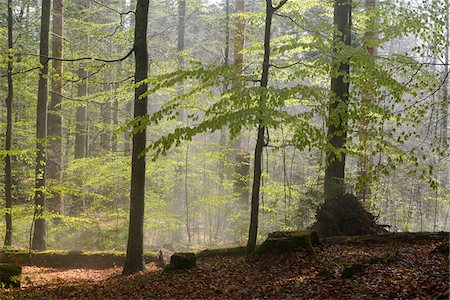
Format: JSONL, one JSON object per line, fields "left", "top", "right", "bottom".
{"left": 1, "top": 236, "right": 448, "bottom": 299}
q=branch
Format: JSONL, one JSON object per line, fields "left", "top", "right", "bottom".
{"left": 273, "top": 0, "right": 288, "bottom": 11}
{"left": 0, "top": 48, "right": 134, "bottom": 64}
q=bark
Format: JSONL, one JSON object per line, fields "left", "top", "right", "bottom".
{"left": 47, "top": 0, "right": 64, "bottom": 215}
{"left": 357, "top": 0, "right": 376, "bottom": 201}
{"left": 247, "top": 0, "right": 286, "bottom": 253}
{"left": 123, "top": 0, "right": 149, "bottom": 275}
{"left": 323, "top": 0, "right": 352, "bottom": 200}
{"left": 74, "top": 68, "right": 88, "bottom": 159}
{"left": 4, "top": 0, "right": 14, "bottom": 247}
{"left": 32, "top": 0, "right": 52, "bottom": 251}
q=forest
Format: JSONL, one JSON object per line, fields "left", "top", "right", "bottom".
{"left": 0, "top": 0, "right": 449, "bottom": 298}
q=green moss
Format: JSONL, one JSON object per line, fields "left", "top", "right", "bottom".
{"left": 197, "top": 247, "right": 247, "bottom": 258}
{"left": 253, "top": 231, "right": 317, "bottom": 257}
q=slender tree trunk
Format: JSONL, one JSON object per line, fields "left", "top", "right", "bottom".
{"left": 112, "top": 95, "right": 119, "bottom": 152}
{"left": 357, "top": 0, "right": 376, "bottom": 202}
{"left": 47, "top": 0, "right": 64, "bottom": 215}
{"left": 74, "top": 68, "right": 87, "bottom": 159}
{"left": 100, "top": 91, "right": 112, "bottom": 153}
{"left": 4, "top": 0, "right": 14, "bottom": 247}
{"left": 442, "top": 0, "right": 449, "bottom": 191}
{"left": 247, "top": 0, "right": 286, "bottom": 253}
{"left": 123, "top": 0, "right": 149, "bottom": 275}
{"left": 32, "top": 0, "right": 52, "bottom": 251}
{"left": 232, "top": 0, "right": 249, "bottom": 205}
{"left": 323, "top": 0, "right": 352, "bottom": 200}
{"left": 123, "top": 0, "right": 135, "bottom": 153}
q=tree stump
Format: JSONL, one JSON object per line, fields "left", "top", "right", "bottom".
{"left": 0, "top": 263, "right": 21, "bottom": 287}
{"left": 310, "top": 194, "right": 385, "bottom": 238}
{"left": 253, "top": 230, "right": 319, "bottom": 256}
{"left": 157, "top": 248, "right": 174, "bottom": 267}
{"left": 166, "top": 252, "right": 196, "bottom": 270}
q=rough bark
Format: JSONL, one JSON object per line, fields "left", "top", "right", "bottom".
{"left": 247, "top": 0, "right": 286, "bottom": 253}
{"left": 32, "top": 0, "right": 52, "bottom": 251}
{"left": 4, "top": 0, "right": 14, "bottom": 247}
{"left": 323, "top": 0, "right": 352, "bottom": 200}
{"left": 74, "top": 68, "right": 88, "bottom": 159}
{"left": 47, "top": 0, "right": 64, "bottom": 215}
{"left": 123, "top": 0, "right": 149, "bottom": 275}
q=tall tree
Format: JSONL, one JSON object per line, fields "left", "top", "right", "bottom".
{"left": 123, "top": 0, "right": 149, "bottom": 275}
{"left": 247, "top": 0, "right": 287, "bottom": 254}
{"left": 4, "top": 0, "right": 14, "bottom": 247}
{"left": 442, "top": 0, "right": 449, "bottom": 192}
{"left": 32, "top": 0, "right": 52, "bottom": 250}
{"left": 323, "top": 0, "right": 352, "bottom": 200}
{"left": 47, "top": 0, "right": 64, "bottom": 215}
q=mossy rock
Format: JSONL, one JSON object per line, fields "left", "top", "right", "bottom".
{"left": 253, "top": 230, "right": 318, "bottom": 257}
{"left": 0, "top": 263, "right": 21, "bottom": 287}
{"left": 166, "top": 252, "right": 196, "bottom": 270}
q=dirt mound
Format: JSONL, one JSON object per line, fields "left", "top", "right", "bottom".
{"left": 311, "top": 193, "right": 385, "bottom": 238}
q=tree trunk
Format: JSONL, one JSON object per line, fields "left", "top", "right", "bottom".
{"left": 357, "top": 0, "right": 376, "bottom": 202}
{"left": 47, "top": 0, "right": 64, "bottom": 215}
{"left": 247, "top": 0, "right": 286, "bottom": 253}
{"left": 123, "top": 0, "right": 149, "bottom": 275}
{"left": 4, "top": 0, "right": 14, "bottom": 247}
{"left": 441, "top": 0, "right": 449, "bottom": 192}
{"left": 74, "top": 68, "right": 88, "bottom": 159}
{"left": 100, "top": 93, "right": 112, "bottom": 153}
{"left": 32, "top": 0, "right": 52, "bottom": 251}
{"left": 232, "top": 0, "right": 247, "bottom": 203}
{"left": 323, "top": 0, "right": 352, "bottom": 200}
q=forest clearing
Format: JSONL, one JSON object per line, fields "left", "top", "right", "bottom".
{"left": 1, "top": 0, "right": 449, "bottom": 298}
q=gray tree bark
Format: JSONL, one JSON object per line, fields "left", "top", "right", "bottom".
{"left": 4, "top": 0, "right": 14, "bottom": 247}
{"left": 323, "top": 0, "right": 352, "bottom": 200}
{"left": 47, "top": 0, "right": 64, "bottom": 215}
{"left": 32, "top": 0, "right": 52, "bottom": 251}
{"left": 123, "top": 0, "right": 149, "bottom": 275}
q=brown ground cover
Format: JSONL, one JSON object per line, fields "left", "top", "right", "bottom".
{"left": 1, "top": 237, "right": 448, "bottom": 299}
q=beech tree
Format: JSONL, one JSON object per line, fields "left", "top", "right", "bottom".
{"left": 32, "top": 0, "right": 52, "bottom": 251}
{"left": 123, "top": 0, "right": 150, "bottom": 275}
{"left": 4, "top": 0, "right": 14, "bottom": 247}
{"left": 47, "top": 0, "right": 64, "bottom": 216}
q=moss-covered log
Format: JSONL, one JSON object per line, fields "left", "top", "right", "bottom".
{"left": 0, "top": 250, "right": 157, "bottom": 269}
{"left": 0, "top": 263, "right": 21, "bottom": 287}
{"left": 253, "top": 230, "right": 319, "bottom": 256}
